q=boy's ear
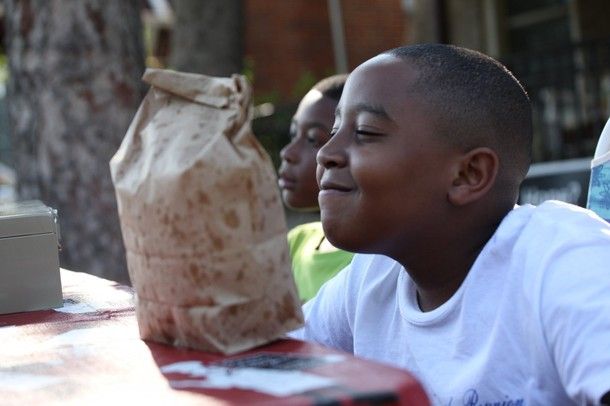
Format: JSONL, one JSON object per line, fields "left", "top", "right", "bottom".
{"left": 447, "top": 147, "right": 499, "bottom": 206}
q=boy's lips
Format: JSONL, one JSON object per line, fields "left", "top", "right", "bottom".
{"left": 319, "top": 179, "right": 353, "bottom": 193}
{"left": 278, "top": 174, "right": 296, "bottom": 190}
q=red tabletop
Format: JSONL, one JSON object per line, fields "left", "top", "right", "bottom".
{"left": 0, "top": 269, "right": 429, "bottom": 405}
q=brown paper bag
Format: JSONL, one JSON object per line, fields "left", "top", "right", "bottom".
{"left": 109, "top": 68, "right": 303, "bottom": 354}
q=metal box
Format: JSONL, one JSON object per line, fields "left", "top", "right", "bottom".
{"left": 0, "top": 200, "right": 62, "bottom": 314}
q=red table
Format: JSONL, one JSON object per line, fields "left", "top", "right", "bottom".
{"left": 0, "top": 269, "right": 429, "bottom": 405}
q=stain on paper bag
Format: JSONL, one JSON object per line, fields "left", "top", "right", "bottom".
{"left": 110, "top": 68, "right": 303, "bottom": 354}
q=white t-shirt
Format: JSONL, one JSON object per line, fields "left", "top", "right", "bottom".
{"left": 290, "top": 201, "right": 610, "bottom": 405}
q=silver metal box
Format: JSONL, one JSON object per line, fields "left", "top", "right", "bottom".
{"left": 0, "top": 200, "right": 62, "bottom": 314}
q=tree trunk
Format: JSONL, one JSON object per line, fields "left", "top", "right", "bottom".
{"left": 4, "top": 0, "right": 145, "bottom": 284}
{"left": 169, "top": 0, "right": 243, "bottom": 76}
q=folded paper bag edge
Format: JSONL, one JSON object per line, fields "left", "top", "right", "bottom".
{"left": 142, "top": 68, "right": 239, "bottom": 108}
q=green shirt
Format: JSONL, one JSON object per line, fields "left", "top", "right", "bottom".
{"left": 288, "top": 221, "right": 354, "bottom": 302}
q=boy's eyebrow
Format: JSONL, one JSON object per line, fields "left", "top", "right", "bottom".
{"left": 334, "top": 106, "right": 342, "bottom": 119}
{"left": 309, "top": 123, "right": 330, "bottom": 130}
{"left": 355, "top": 102, "right": 392, "bottom": 121}
{"left": 335, "top": 103, "right": 393, "bottom": 122}
{"left": 292, "top": 118, "right": 331, "bottom": 131}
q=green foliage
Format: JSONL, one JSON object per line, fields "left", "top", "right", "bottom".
{"left": 252, "top": 102, "right": 297, "bottom": 170}
{"left": 291, "top": 70, "right": 318, "bottom": 100}
{"left": 0, "top": 54, "right": 10, "bottom": 166}
{"left": 245, "top": 59, "right": 336, "bottom": 170}
{"left": 0, "top": 54, "right": 8, "bottom": 84}
{"left": 254, "top": 90, "right": 281, "bottom": 107}
{"left": 242, "top": 56, "right": 255, "bottom": 85}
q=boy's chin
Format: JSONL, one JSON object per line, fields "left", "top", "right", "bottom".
{"left": 281, "top": 192, "right": 319, "bottom": 213}
{"left": 320, "top": 221, "right": 355, "bottom": 252}
{"left": 323, "top": 234, "right": 359, "bottom": 254}
{"left": 284, "top": 203, "right": 320, "bottom": 213}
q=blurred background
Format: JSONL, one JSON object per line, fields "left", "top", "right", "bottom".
{"left": 0, "top": 0, "right": 608, "bottom": 283}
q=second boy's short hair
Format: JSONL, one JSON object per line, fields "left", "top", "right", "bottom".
{"left": 312, "top": 74, "right": 349, "bottom": 102}
{"left": 385, "top": 44, "right": 533, "bottom": 182}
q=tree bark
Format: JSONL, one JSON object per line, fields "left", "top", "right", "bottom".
{"left": 169, "top": 0, "right": 243, "bottom": 76}
{"left": 4, "top": 0, "right": 145, "bottom": 283}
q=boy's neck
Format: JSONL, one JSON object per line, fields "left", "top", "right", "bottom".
{"left": 411, "top": 248, "right": 481, "bottom": 312}
{"left": 414, "top": 263, "right": 474, "bottom": 312}
{"left": 402, "top": 215, "right": 503, "bottom": 312}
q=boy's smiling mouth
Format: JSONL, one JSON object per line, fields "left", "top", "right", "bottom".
{"left": 278, "top": 172, "right": 297, "bottom": 190}
{"left": 319, "top": 179, "right": 353, "bottom": 193}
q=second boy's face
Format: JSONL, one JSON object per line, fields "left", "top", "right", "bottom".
{"left": 317, "top": 55, "right": 461, "bottom": 257}
{"left": 278, "top": 90, "right": 337, "bottom": 210}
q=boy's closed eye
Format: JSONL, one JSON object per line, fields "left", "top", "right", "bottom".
{"left": 306, "top": 128, "right": 330, "bottom": 148}
{"left": 355, "top": 129, "right": 385, "bottom": 141}
{"left": 328, "top": 127, "right": 386, "bottom": 141}
{"left": 289, "top": 122, "right": 329, "bottom": 146}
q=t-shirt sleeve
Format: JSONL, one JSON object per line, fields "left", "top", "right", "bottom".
{"left": 287, "top": 259, "right": 355, "bottom": 353}
{"left": 539, "top": 229, "right": 610, "bottom": 404}
{"left": 287, "top": 225, "right": 305, "bottom": 260}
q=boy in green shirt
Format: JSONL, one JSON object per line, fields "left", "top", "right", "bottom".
{"left": 278, "top": 75, "right": 353, "bottom": 302}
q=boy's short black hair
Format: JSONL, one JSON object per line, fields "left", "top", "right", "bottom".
{"left": 385, "top": 44, "right": 533, "bottom": 184}
{"left": 312, "top": 73, "right": 349, "bottom": 102}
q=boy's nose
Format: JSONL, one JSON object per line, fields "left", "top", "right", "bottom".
{"left": 280, "top": 140, "right": 299, "bottom": 163}
{"left": 317, "top": 133, "right": 346, "bottom": 168}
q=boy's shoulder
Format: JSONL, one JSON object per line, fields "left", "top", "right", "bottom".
{"left": 339, "top": 253, "right": 404, "bottom": 293}
{"left": 502, "top": 200, "right": 609, "bottom": 243}
{"left": 491, "top": 200, "right": 610, "bottom": 277}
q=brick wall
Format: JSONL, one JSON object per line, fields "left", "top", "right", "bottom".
{"left": 244, "top": 0, "right": 334, "bottom": 103}
{"left": 342, "top": 0, "right": 407, "bottom": 70}
{"left": 245, "top": 0, "right": 407, "bottom": 103}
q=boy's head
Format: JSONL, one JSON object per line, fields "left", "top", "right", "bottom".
{"left": 278, "top": 74, "right": 348, "bottom": 210}
{"left": 317, "top": 44, "right": 532, "bottom": 257}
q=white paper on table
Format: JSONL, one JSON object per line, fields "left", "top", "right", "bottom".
{"left": 161, "top": 361, "right": 337, "bottom": 397}
{"left": 53, "top": 301, "right": 97, "bottom": 314}
{"left": 0, "top": 371, "right": 64, "bottom": 391}
{"left": 46, "top": 326, "right": 139, "bottom": 348}
{"left": 0, "top": 325, "right": 17, "bottom": 337}
{"left": 54, "top": 291, "right": 133, "bottom": 314}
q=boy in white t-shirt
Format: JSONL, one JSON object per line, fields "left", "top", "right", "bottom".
{"left": 290, "top": 44, "right": 610, "bottom": 405}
